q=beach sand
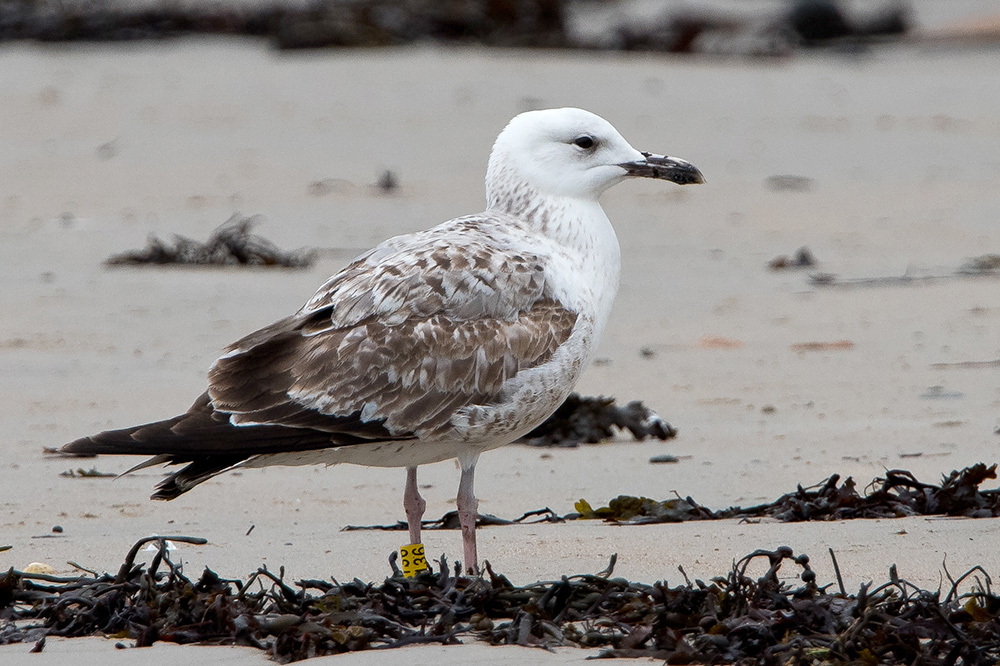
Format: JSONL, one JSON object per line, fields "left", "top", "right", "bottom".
{"left": 2, "top": 33, "right": 999, "bottom": 663}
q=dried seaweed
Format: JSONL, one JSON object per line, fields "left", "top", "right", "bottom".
{"left": 104, "top": 215, "right": 314, "bottom": 268}
{"left": 339, "top": 465, "right": 1000, "bottom": 533}
{"left": 0, "top": 0, "right": 910, "bottom": 55}
{"left": 768, "top": 245, "right": 817, "bottom": 270}
{"left": 3, "top": 538, "right": 999, "bottom": 664}
{"left": 59, "top": 468, "right": 115, "bottom": 478}
{"left": 931, "top": 359, "right": 1000, "bottom": 370}
{"left": 343, "top": 507, "right": 564, "bottom": 532}
{"left": 811, "top": 254, "right": 1000, "bottom": 288}
{"left": 959, "top": 254, "right": 1000, "bottom": 274}
{"left": 577, "top": 463, "right": 1000, "bottom": 524}
{"left": 519, "top": 393, "right": 677, "bottom": 447}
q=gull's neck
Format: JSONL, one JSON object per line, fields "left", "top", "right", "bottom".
{"left": 485, "top": 166, "right": 615, "bottom": 250}
{"left": 487, "top": 182, "right": 614, "bottom": 257}
{"left": 486, "top": 173, "right": 621, "bottom": 335}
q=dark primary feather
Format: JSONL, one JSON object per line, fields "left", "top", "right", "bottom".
{"left": 62, "top": 393, "right": 407, "bottom": 500}
{"left": 63, "top": 392, "right": 399, "bottom": 457}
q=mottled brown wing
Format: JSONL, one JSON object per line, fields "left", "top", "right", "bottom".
{"left": 207, "top": 223, "right": 578, "bottom": 440}
{"left": 208, "top": 298, "right": 578, "bottom": 438}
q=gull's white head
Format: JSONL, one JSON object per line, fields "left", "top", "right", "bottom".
{"left": 486, "top": 107, "right": 703, "bottom": 209}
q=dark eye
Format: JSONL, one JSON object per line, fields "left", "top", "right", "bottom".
{"left": 573, "top": 135, "right": 595, "bottom": 149}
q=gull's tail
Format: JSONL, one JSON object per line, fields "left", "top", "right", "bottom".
{"left": 61, "top": 393, "right": 369, "bottom": 500}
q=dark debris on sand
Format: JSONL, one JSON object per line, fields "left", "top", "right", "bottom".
{"left": 519, "top": 393, "right": 677, "bottom": 447}
{"left": 576, "top": 463, "right": 1000, "bottom": 524}
{"left": 0, "top": 0, "right": 908, "bottom": 54}
{"left": 811, "top": 253, "right": 1000, "bottom": 288}
{"left": 3, "top": 538, "right": 1000, "bottom": 664}
{"left": 104, "top": 215, "right": 314, "bottom": 268}
{"left": 0, "top": 0, "right": 567, "bottom": 48}
{"left": 343, "top": 507, "right": 564, "bottom": 532}
{"left": 768, "top": 246, "right": 817, "bottom": 270}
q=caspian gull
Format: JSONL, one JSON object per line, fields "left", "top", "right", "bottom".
{"left": 62, "top": 108, "right": 704, "bottom": 573}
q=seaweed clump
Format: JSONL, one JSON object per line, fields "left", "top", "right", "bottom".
{"left": 576, "top": 463, "right": 1000, "bottom": 523}
{"left": 519, "top": 393, "right": 677, "bottom": 447}
{"left": 104, "top": 215, "right": 314, "bottom": 268}
{"left": 336, "top": 464, "right": 1000, "bottom": 533}
{"left": 3, "top": 539, "right": 1000, "bottom": 664}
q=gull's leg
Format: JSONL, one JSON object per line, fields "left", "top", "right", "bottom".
{"left": 404, "top": 466, "right": 425, "bottom": 545}
{"left": 456, "top": 453, "right": 480, "bottom": 574}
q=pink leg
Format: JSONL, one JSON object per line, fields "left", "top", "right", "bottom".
{"left": 403, "top": 466, "right": 425, "bottom": 545}
{"left": 456, "top": 454, "right": 480, "bottom": 574}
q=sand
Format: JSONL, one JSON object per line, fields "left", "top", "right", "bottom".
{"left": 2, "top": 31, "right": 1000, "bottom": 664}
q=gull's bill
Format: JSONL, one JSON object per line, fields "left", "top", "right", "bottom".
{"left": 620, "top": 152, "right": 705, "bottom": 185}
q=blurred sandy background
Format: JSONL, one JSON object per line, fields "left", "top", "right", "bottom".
{"left": 1, "top": 1, "right": 999, "bottom": 662}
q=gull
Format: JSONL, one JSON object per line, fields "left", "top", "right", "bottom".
{"left": 63, "top": 108, "right": 703, "bottom": 573}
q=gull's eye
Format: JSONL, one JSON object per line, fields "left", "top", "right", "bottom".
{"left": 573, "top": 135, "right": 596, "bottom": 150}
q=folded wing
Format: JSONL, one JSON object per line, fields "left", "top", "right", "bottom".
{"left": 62, "top": 219, "right": 579, "bottom": 498}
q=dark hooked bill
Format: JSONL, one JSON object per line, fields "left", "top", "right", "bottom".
{"left": 620, "top": 152, "right": 705, "bottom": 185}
